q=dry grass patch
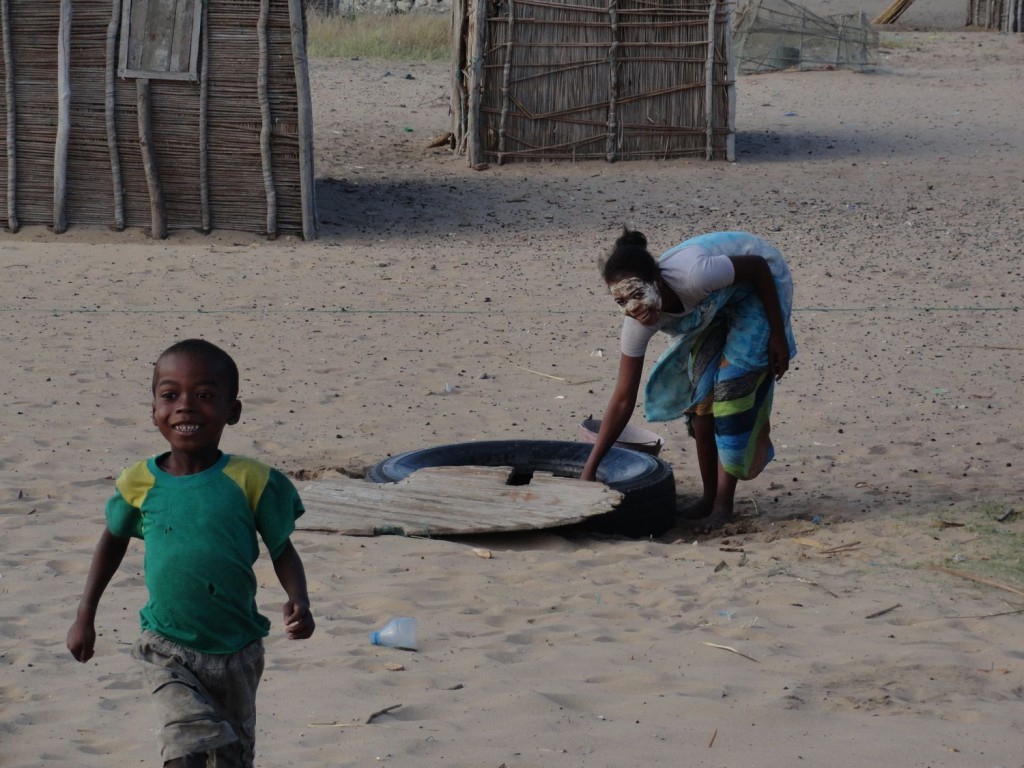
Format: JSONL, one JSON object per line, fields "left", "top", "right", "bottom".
{"left": 306, "top": 11, "right": 451, "bottom": 60}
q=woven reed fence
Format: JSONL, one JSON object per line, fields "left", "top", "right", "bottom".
{"left": 967, "top": 0, "right": 1022, "bottom": 32}
{"left": 0, "top": 0, "right": 317, "bottom": 239}
{"left": 451, "top": 0, "right": 736, "bottom": 164}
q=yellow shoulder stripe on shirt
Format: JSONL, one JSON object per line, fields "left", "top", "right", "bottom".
{"left": 223, "top": 456, "right": 271, "bottom": 514}
{"left": 115, "top": 461, "right": 157, "bottom": 510}
{"left": 115, "top": 456, "right": 271, "bottom": 514}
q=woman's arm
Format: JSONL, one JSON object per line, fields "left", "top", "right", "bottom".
{"left": 729, "top": 255, "right": 790, "bottom": 380}
{"left": 67, "top": 528, "right": 130, "bottom": 662}
{"left": 272, "top": 539, "right": 315, "bottom": 640}
{"left": 581, "top": 353, "right": 646, "bottom": 481}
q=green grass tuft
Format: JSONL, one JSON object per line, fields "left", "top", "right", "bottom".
{"left": 306, "top": 11, "right": 451, "bottom": 61}
{"left": 930, "top": 503, "right": 1024, "bottom": 589}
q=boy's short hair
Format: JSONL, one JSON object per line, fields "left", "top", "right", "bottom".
{"left": 154, "top": 339, "right": 240, "bottom": 399}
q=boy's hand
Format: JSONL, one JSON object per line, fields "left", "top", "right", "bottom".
{"left": 67, "top": 615, "right": 97, "bottom": 662}
{"left": 283, "top": 600, "right": 315, "bottom": 640}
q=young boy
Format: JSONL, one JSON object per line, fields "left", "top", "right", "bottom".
{"left": 67, "top": 338, "right": 315, "bottom": 768}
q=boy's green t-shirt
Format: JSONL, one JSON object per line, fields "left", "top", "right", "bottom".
{"left": 105, "top": 452, "right": 304, "bottom": 654}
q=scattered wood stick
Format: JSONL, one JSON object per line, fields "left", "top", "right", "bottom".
{"left": 795, "top": 576, "right": 839, "bottom": 598}
{"left": 366, "top": 703, "right": 403, "bottom": 724}
{"left": 996, "top": 509, "right": 1018, "bottom": 523}
{"left": 707, "top": 727, "right": 718, "bottom": 748}
{"left": 702, "top": 641, "right": 758, "bottom": 663}
{"left": 864, "top": 603, "right": 901, "bottom": 619}
{"left": 307, "top": 721, "right": 361, "bottom": 728}
{"left": 930, "top": 567, "right": 1024, "bottom": 599}
{"left": 820, "top": 541, "right": 861, "bottom": 554}
{"left": 513, "top": 364, "right": 567, "bottom": 382}
{"left": 937, "top": 608, "right": 1024, "bottom": 621}
{"left": 793, "top": 537, "right": 824, "bottom": 548}
{"left": 511, "top": 363, "right": 598, "bottom": 386}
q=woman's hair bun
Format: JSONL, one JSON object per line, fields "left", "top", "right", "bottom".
{"left": 616, "top": 227, "right": 647, "bottom": 248}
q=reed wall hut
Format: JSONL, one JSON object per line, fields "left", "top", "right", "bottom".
{"left": 451, "top": 0, "right": 736, "bottom": 164}
{"left": 0, "top": 0, "right": 317, "bottom": 239}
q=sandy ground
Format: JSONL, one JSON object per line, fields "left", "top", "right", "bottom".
{"left": 2, "top": 22, "right": 1023, "bottom": 768}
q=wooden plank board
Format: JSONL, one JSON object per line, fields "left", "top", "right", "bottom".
{"left": 299, "top": 465, "right": 624, "bottom": 537}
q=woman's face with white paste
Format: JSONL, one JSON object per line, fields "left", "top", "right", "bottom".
{"left": 609, "top": 276, "right": 661, "bottom": 325}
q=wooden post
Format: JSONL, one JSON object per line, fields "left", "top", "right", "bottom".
{"left": 199, "top": 0, "right": 210, "bottom": 233}
{"left": 496, "top": 0, "right": 514, "bottom": 164}
{"left": 258, "top": 0, "right": 278, "bottom": 239}
{"left": 53, "top": 0, "right": 72, "bottom": 233}
{"left": 606, "top": 0, "right": 619, "bottom": 163}
{"left": 704, "top": 0, "right": 717, "bottom": 160}
{"left": 104, "top": 0, "right": 124, "bottom": 230}
{"left": 450, "top": 0, "right": 466, "bottom": 147}
{"left": 136, "top": 79, "right": 167, "bottom": 240}
{"left": 725, "top": 2, "right": 736, "bottom": 162}
{"left": 288, "top": 0, "right": 318, "bottom": 240}
{"left": 466, "top": 0, "right": 487, "bottom": 167}
{"left": 2, "top": 0, "right": 18, "bottom": 232}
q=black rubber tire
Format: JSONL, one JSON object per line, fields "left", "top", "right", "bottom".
{"left": 368, "top": 440, "right": 676, "bottom": 538}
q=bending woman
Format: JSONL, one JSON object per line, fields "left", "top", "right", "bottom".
{"left": 581, "top": 229, "right": 797, "bottom": 532}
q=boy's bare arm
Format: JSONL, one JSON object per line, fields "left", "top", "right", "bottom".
{"left": 67, "top": 529, "right": 131, "bottom": 662}
{"left": 272, "top": 539, "right": 315, "bottom": 640}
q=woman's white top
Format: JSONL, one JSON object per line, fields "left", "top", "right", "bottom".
{"left": 619, "top": 242, "right": 737, "bottom": 357}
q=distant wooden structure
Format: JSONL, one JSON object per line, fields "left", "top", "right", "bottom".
{"left": 0, "top": 0, "right": 318, "bottom": 239}
{"left": 450, "top": 0, "right": 736, "bottom": 164}
{"left": 967, "top": 0, "right": 1021, "bottom": 32}
{"left": 299, "top": 466, "right": 625, "bottom": 536}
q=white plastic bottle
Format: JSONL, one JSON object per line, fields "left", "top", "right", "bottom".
{"left": 370, "top": 617, "right": 417, "bottom": 650}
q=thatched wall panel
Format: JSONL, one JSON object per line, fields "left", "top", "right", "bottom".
{"left": 455, "top": 0, "right": 735, "bottom": 163}
{"left": 4, "top": 0, "right": 61, "bottom": 225}
{"left": 1, "top": 0, "right": 314, "bottom": 237}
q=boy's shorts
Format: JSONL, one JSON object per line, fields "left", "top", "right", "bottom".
{"left": 131, "top": 630, "right": 265, "bottom": 767}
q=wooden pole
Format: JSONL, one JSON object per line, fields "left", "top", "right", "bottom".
{"left": 53, "top": 0, "right": 72, "bottom": 233}
{"left": 136, "top": 79, "right": 167, "bottom": 240}
{"left": 2, "top": 0, "right": 18, "bottom": 232}
{"left": 605, "top": 0, "right": 619, "bottom": 163}
{"left": 497, "top": 0, "right": 514, "bottom": 164}
{"left": 288, "top": 0, "right": 318, "bottom": 240}
{"left": 258, "top": 0, "right": 278, "bottom": 239}
{"left": 104, "top": 0, "right": 124, "bottom": 230}
{"left": 450, "top": 0, "right": 466, "bottom": 148}
{"left": 199, "top": 0, "right": 210, "bottom": 233}
{"left": 704, "top": 0, "right": 717, "bottom": 160}
{"left": 466, "top": 0, "right": 487, "bottom": 167}
{"left": 725, "top": 2, "right": 736, "bottom": 162}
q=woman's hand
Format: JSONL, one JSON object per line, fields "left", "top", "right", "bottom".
{"left": 768, "top": 332, "right": 790, "bottom": 381}
{"left": 730, "top": 256, "right": 790, "bottom": 382}
{"left": 582, "top": 354, "right": 645, "bottom": 480}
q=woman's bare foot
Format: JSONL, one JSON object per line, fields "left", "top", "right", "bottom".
{"left": 678, "top": 496, "right": 714, "bottom": 520}
{"left": 691, "top": 506, "right": 734, "bottom": 534}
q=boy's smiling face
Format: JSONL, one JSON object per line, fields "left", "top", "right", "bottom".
{"left": 151, "top": 351, "right": 241, "bottom": 475}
